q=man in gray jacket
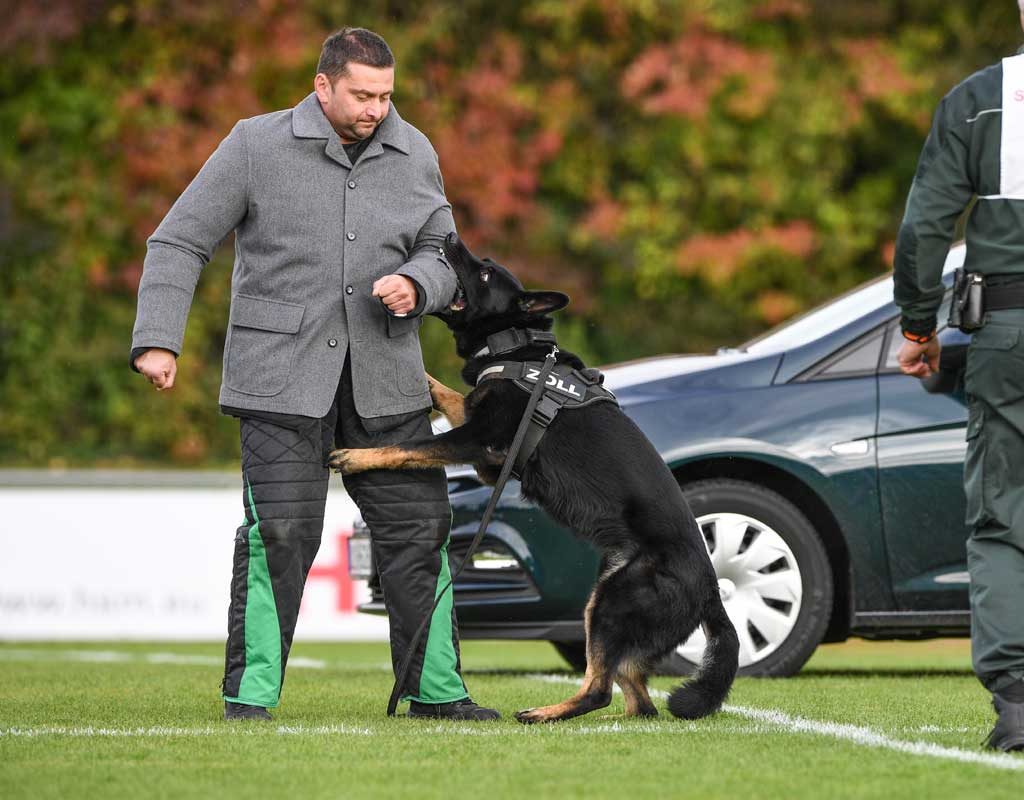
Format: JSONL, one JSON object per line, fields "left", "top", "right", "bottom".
{"left": 131, "top": 27, "right": 498, "bottom": 721}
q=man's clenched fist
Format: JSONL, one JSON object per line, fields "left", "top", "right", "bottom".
{"left": 897, "top": 337, "right": 941, "bottom": 379}
{"left": 135, "top": 348, "right": 178, "bottom": 391}
{"left": 372, "top": 274, "right": 417, "bottom": 316}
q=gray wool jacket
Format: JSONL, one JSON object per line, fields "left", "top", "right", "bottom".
{"left": 131, "top": 92, "right": 457, "bottom": 419}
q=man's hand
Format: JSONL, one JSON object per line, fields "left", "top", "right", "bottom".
{"left": 897, "top": 337, "right": 941, "bottom": 379}
{"left": 135, "top": 348, "right": 178, "bottom": 391}
{"left": 373, "top": 275, "right": 417, "bottom": 316}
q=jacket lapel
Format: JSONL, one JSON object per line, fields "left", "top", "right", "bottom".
{"left": 356, "top": 139, "right": 385, "bottom": 164}
{"left": 324, "top": 137, "right": 353, "bottom": 169}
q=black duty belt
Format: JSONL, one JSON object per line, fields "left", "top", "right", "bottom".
{"left": 476, "top": 360, "right": 618, "bottom": 478}
{"left": 985, "top": 280, "right": 1024, "bottom": 311}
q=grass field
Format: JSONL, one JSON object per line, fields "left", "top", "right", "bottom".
{"left": 2, "top": 639, "right": 1022, "bottom": 799}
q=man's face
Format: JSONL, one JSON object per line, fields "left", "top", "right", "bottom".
{"left": 314, "top": 63, "right": 394, "bottom": 143}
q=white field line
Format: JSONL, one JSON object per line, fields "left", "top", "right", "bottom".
{"left": 0, "top": 648, "right": 395, "bottom": 671}
{"left": 526, "top": 673, "right": 1024, "bottom": 772}
{"left": 0, "top": 724, "right": 373, "bottom": 738}
{"left": 0, "top": 722, "right": 775, "bottom": 739}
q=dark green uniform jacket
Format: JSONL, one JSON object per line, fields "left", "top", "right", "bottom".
{"left": 895, "top": 49, "right": 1024, "bottom": 335}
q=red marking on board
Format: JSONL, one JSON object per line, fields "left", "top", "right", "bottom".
{"left": 305, "top": 529, "right": 355, "bottom": 613}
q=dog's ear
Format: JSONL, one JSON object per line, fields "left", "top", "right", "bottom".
{"left": 519, "top": 291, "right": 570, "bottom": 315}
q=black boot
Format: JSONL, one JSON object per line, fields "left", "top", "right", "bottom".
{"left": 983, "top": 696, "right": 1024, "bottom": 752}
{"left": 407, "top": 698, "right": 500, "bottom": 721}
{"left": 224, "top": 701, "right": 273, "bottom": 721}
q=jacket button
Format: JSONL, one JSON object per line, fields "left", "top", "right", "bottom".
{"left": 328, "top": 338, "right": 338, "bottom": 348}
{"left": 345, "top": 285, "right": 354, "bottom": 295}
{"left": 346, "top": 232, "right": 356, "bottom": 241}
{"left": 348, "top": 180, "right": 357, "bottom": 189}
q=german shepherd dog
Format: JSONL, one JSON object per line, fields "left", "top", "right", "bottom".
{"left": 329, "top": 234, "right": 739, "bottom": 723}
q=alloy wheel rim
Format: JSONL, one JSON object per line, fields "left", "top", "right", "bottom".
{"left": 676, "top": 511, "right": 803, "bottom": 668}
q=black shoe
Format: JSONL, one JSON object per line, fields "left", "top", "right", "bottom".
{"left": 224, "top": 701, "right": 273, "bottom": 721}
{"left": 407, "top": 698, "right": 500, "bottom": 721}
{"left": 983, "top": 696, "right": 1024, "bottom": 752}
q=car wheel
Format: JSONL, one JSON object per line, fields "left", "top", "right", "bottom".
{"left": 551, "top": 641, "right": 588, "bottom": 672}
{"left": 654, "top": 478, "right": 833, "bottom": 678}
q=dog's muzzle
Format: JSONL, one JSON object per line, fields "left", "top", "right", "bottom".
{"left": 449, "top": 279, "right": 467, "bottom": 312}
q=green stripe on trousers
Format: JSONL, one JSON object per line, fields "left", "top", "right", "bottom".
{"left": 405, "top": 536, "right": 469, "bottom": 704}
{"left": 223, "top": 478, "right": 282, "bottom": 708}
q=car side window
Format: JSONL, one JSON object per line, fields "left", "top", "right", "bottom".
{"left": 798, "top": 288, "right": 955, "bottom": 381}
{"left": 801, "top": 330, "right": 885, "bottom": 380}
{"left": 883, "top": 324, "right": 910, "bottom": 370}
{"left": 823, "top": 331, "right": 885, "bottom": 376}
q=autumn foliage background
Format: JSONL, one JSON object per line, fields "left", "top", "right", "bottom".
{"left": 1, "top": 0, "right": 1020, "bottom": 466}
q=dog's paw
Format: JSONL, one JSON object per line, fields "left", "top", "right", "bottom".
{"left": 514, "top": 708, "right": 554, "bottom": 725}
{"left": 425, "top": 373, "right": 446, "bottom": 410}
{"left": 327, "top": 448, "right": 367, "bottom": 475}
{"left": 426, "top": 374, "right": 439, "bottom": 403}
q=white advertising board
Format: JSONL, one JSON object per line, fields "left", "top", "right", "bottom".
{"left": 0, "top": 476, "right": 389, "bottom": 642}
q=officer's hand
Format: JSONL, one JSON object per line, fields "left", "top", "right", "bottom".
{"left": 373, "top": 275, "right": 417, "bottom": 316}
{"left": 135, "top": 348, "right": 178, "bottom": 391}
{"left": 897, "top": 338, "right": 941, "bottom": 379}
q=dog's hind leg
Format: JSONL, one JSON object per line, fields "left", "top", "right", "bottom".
{"left": 514, "top": 648, "right": 614, "bottom": 724}
{"left": 515, "top": 583, "right": 615, "bottom": 724}
{"left": 616, "top": 662, "right": 658, "bottom": 718}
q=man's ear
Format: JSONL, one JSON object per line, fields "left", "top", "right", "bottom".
{"left": 519, "top": 291, "right": 570, "bottom": 315}
{"left": 314, "top": 72, "right": 336, "bottom": 106}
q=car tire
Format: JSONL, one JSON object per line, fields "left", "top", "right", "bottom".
{"left": 653, "top": 478, "right": 833, "bottom": 678}
{"left": 551, "top": 641, "right": 588, "bottom": 672}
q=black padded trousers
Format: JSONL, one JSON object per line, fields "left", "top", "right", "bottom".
{"left": 220, "top": 360, "right": 467, "bottom": 708}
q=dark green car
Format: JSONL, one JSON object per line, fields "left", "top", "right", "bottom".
{"left": 350, "top": 245, "right": 973, "bottom": 677}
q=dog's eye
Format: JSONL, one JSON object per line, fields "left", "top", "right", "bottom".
{"left": 480, "top": 269, "right": 492, "bottom": 283}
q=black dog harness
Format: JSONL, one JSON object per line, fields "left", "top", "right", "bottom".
{"left": 475, "top": 329, "right": 618, "bottom": 478}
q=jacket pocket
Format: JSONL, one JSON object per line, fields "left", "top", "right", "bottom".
{"left": 224, "top": 295, "right": 305, "bottom": 396}
{"left": 386, "top": 313, "right": 421, "bottom": 338}
{"left": 384, "top": 314, "right": 428, "bottom": 396}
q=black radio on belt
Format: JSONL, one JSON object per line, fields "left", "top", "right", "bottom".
{"left": 948, "top": 268, "right": 985, "bottom": 332}
{"left": 949, "top": 269, "right": 1024, "bottom": 332}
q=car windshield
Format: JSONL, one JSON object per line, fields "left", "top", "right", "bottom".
{"left": 740, "top": 245, "right": 964, "bottom": 355}
{"left": 740, "top": 274, "right": 894, "bottom": 355}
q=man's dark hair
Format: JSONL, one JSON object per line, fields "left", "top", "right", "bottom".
{"left": 316, "top": 27, "right": 394, "bottom": 82}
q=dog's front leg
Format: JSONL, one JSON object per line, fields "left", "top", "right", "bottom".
{"left": 328, "top": 423, "right": 487, "bottom": 475}
{"left": 426, "top": 373, "right": 466, "bottom": 426}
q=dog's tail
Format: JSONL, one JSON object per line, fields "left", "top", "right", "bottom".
{"left": 666, "top": 595, "right": 739, "bottom": 720}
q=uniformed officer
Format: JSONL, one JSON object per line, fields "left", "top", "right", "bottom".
{"left": 894, "top": 3, "right": 1024, "bottom": 752}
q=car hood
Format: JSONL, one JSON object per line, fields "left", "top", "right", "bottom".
{"left": 441, "top": 352, "right": 780, "bottom": 481}
{"left": 600, "top": 351, "right": 781, "bottom": 399}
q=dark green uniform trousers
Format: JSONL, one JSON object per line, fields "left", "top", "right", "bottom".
{"left": 220, "top": 359, "right": 468, "bottom": 709}
{"left": 964, "top": 310, "right": 1024, "bottom": 696}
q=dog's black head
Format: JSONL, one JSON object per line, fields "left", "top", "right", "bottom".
{"left": 437, "top": 233, "right": 569, "bottom": 334}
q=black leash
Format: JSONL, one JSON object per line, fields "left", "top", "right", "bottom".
{"left": 386, "top": 344, "right": 560, "bottom": 716}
